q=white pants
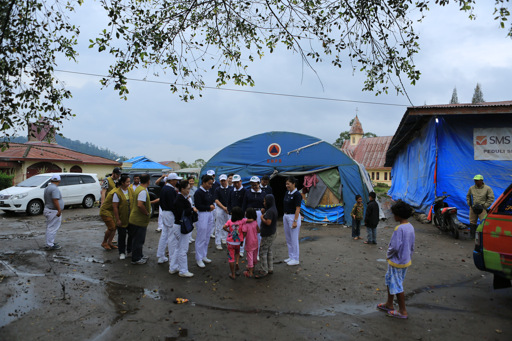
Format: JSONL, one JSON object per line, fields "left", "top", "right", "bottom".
{"left": 215, "top": 207, "right": 229, "bottom": 245}
{"left": 156, "top": 211, "right": 174, "bottom": 258}
{"left": 44, "top": 208, "right": 62, "bottom": 247}
{"left": 157, "top": 206, "right": 164, "bottom": 230}
{"left": 283, "top": 214, "right": 301, "bottom": 261}
{"left": 169, "top": 224, "right": 191, "bottom": 274}
{"left": 195, "top": 211, "right": 214, "bottom": 261}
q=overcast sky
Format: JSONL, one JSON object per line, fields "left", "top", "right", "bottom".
{"left": 53, "top": 2, "right": 512, "bottom": 164}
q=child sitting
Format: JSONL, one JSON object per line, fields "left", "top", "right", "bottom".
{"left": 241, "top": 207, "right": 259, "bottom": 277}
{"left": 377, "top": 200, "right": 415, "bottom": 319}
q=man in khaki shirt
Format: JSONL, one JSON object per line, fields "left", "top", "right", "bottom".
{"left": 466, "top": 174, "right": 494, "bottom": 238}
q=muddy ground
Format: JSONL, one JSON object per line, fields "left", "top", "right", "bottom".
{"left": 0, "top": 206, "right": 511, "bottom": 341}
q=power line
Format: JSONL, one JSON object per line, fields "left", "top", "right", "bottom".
{"left": 54, "top": 69, "right": 409, "bottom": 107}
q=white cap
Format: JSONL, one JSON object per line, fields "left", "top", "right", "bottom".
{"left": 206, "top": 169, "right": 215, "bottom": 176}
{"left": 232, "top": 174, "right": 242, "bottom": 182}
{"left": 249, "top": 176, "right": 260, "bottom": 183}
{"left": 51, "top": 174, "right": 61, "bottom": 181}
{"left": 168, "top": 173, "right": 182, "bottom": 180}
{"left": 219, "top": 174, "right": 227, "bottom": 181}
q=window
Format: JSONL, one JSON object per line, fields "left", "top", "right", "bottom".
{"left": 384, "top": 172, "right": 388, "bottom": 181}
{"left": 497, "top": 190, "right": 512, "bottom": 216}
{"left": 352, "top": 137, "right": 355, "bottom": 144}
{"left": 376, "top": 172, "right": 380, "bottom": 180}
{"left": 371, "top": 172, "right": 375, "bottom": 180}
{"left": 81, "top": 175, "right": 96, "bottom": 184}
{"left": 61, "top": 175, "right": 81, "bottom": 186}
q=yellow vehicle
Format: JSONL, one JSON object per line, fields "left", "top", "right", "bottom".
{"left": 473, "top": 183, "right": 512, "bottom": 289}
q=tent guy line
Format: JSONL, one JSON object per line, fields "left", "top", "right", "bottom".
{"left": 54, "top": 69, "right": 410, "bottom": 107}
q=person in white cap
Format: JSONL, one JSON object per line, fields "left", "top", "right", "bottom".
{"left": 194, "top": 174, "right": 216, "bottom": 268}
{"left": 43, "top": 174, "right": 63, "bottom": 250}
{"left": 156, "top": 173, "right": 182, "bottom": 264}
{"left": 214, "top": 174, "right": 231, "bottom": 250}
{"left": 242, "top": 176, "right": 265, "bottom": 257}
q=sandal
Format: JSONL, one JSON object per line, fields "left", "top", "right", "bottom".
{"left": 387, "top": 310, "right": 408, "bottom": 319}
{"left": 254, "top": 271, "right": 268, "bottom": 279}
{"left": 243, "top": 271, "right": 253, "bottom": 278}
{"left": 228, "top": 274, "right": 236, "bottom": 280}
{"left": 377, "top": 303, "right": 393, "bottom": 312}
{"left": 363, "top": 241, "right": 370, "bottom": 244}
{"left": 109, "top": 244, "right": 118, "bottom": 249}
{"left": 101, "top": 243, "right": 111, "bottom": 250}
{"left": 268, "top": 270, "right": 273, "bottom": 275}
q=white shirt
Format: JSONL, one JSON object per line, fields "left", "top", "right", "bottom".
{"left": 113, "top": 189, "right": 129, "bottom": 203}
{"left": 137, "top": 188, "right": 148, "bottom": 202}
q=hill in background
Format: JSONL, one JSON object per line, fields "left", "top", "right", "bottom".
{"left": 3, "top": 136, "right": 127, "bottom": 161}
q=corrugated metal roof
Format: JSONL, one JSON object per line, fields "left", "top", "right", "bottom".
{"left": 0, "top": 143, "right": 121, "bottom": 166}
{"left": 385, "top": 100, "right": 512, "bottom": 166}
{"left": 341, "top": 136, "right": 392, "bottom": 169}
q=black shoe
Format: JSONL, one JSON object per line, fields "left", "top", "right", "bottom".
{"left": 372, "top": 241, "right": 377, "bottom": 245}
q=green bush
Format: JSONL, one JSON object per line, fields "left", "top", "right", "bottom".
{"left": 0, "top": 173, "right": 14, "bottom": 190}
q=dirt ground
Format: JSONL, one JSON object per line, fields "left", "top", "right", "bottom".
{"left": 1, "top": 205, "right": 511, "bottom": 341}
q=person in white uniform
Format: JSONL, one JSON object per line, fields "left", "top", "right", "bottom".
{"left": 43, "top": 174, "right": 64, "bottom": 250}
{"left": 156, "top": 173, "right": 181, "bottom": 264}
{"left": 214, "top": 174, "right": 231, "bottom": 250}
{"left": 193, "top": 175, "right": 215, "bottom": 268}
{"left": 169, "top": 179, "right": 198, "bottom": 277}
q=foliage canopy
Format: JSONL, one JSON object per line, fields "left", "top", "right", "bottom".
{"left": 1, "top": 0, "right": 511, "bottom": 149}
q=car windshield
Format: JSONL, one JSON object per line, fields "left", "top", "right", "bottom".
{"left": 16, "top": 176, "right": 50, "bottom": 187}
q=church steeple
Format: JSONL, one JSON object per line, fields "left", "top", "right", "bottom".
{"left": 349, "top": 115, "right": 364, "bottom": 146}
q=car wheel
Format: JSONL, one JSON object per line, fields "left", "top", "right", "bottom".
{"left": 26, "top": 199, "right": 44, "bottom": 216}
{"left": 82, "top": 195, "right": 95, "bottom": 208}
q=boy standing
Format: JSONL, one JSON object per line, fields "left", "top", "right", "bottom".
{"left": 351, "top": 195, "right": 364, "bottom": 240}
{"left": 364, "top": 192, "right": 379, "bottom": 244}
{"left": 377, "top": 200, "right": 415, "bottom": 319}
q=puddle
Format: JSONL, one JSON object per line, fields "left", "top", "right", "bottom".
{"left": 308, "top": 227, "right": 319, "bottom": 231}
{"left": 376, "top": 259, "right": 386, "bottom": 262}
{"left": 191, "top": 300, "right": 375, "bottom": 317}
{"left": 0, "top": 279, "right": 39, "bottom": 328}
{"left": 299, "top": 236, "right": 318, "bottom": 243}
{"left": 0, "top": 260, "right": 46, "bottom": 278}
{"left": 143, "top": 288, "right": 161, "bottom": 300}
{"left": 61, "top": 273, "right": 102, "bottom": 284}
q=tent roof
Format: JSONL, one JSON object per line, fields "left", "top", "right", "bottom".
{"left": 124, "top": 156, "right": 171, "bottom": 170}
{"left": 385, "top": 100, "right": 512, "bottom": 167}
{"left": 203, "top": 131, "right": 358, "bottom": 175}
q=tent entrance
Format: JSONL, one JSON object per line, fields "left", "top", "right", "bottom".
{"left": 270, "top": 175, "right": 304, "bottom": 216}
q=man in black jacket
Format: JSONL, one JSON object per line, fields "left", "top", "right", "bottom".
{"left": 364, "top": 192, "right": 379, "bottom": 245}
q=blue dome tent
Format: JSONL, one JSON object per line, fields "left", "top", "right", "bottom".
{"left": 201, "top": 131, "right": 373, "bottom": 225}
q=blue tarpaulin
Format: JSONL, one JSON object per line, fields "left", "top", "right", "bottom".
{"left": 301, "top": 201, "right": 344, "bottom": 224}
{"left": 201, "top": 131, "right": 371, "bottom": 225}
{"left": 388, "top": 115, "right": 512, "bottom": 224}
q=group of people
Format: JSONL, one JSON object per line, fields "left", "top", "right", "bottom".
{"left": 43, "top": 169, "right": 497, "bottom": 320}
{"left": 95, "top": 168, "right": 303, "bottom": 280}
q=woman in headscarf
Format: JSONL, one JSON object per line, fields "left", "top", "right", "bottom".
{"left": 254, "top": 194, "right": 278, "bottom": 279}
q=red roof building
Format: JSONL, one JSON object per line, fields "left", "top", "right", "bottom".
{"left": 341, "top": 116, "right": 393, "bottom": 185}
{"left": 1, "top": 140, "right": 121, "bottom": 184}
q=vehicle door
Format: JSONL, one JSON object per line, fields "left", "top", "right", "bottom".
{"left": 482, "top": 186, "right": 512, "bottom": 278}
{"left": 59, "top": 175, "right": 82, "bottom": 205}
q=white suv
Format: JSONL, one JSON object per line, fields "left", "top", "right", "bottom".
{"left": 0, "top": 173, "right": 101, "bottom": 215}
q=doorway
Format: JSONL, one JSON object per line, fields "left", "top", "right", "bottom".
{"left": 270, "top": 174, "right": 304, "bottom": 216}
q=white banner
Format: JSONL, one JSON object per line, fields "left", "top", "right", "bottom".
{"left": 474, "top": 128, "right": 512, "bottom": 160}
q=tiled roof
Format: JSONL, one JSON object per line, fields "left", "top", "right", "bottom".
{"left": 341, "top": 136, "right": 393, "bottom": 169}
{"left": 0, "top": 143, "right": 121, "bottom": 166}
{"left": 349, "top": 115, "right": 364, "bottom": 134}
